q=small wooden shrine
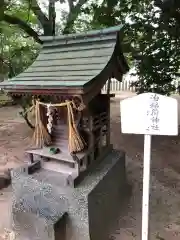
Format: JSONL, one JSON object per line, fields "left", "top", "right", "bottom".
{"left": 0, "top": 25, "right": 129, "bottom": 182}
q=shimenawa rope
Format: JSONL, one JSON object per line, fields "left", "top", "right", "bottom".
{"left": 29, "top": 99, "right": 85, "bottom": 153}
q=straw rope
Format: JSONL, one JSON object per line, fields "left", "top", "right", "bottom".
{"left": 31, "top": 101, "right": 51, "bottom": 148}
{"left": 66, "top": 101, "right": 85, "bottom": 152}
{"left": 28, "top": 97, "right": 86, "bottom": 153}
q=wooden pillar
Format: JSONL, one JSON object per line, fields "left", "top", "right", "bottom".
{"left": 107, "top": 78, "right": 111, "bottom": 95}
{"left": 89, "top": 113, "right": 94, "bottom": 163}
{"left": 106, "top": 78, "right": 111, "bottom": 146}
{"left": 98, "top": 130, "right": 102, "bottom": 154}
{"left": 98, "top": 114, "right": 103, "bottom": 154}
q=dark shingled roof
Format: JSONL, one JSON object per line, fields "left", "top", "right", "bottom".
{"left": 0, "top": 25, "right": 129, "bottom": 96}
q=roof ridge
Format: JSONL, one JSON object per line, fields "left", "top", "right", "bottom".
{"left": 40, "top": 25, "right": 124, "bottom": 43}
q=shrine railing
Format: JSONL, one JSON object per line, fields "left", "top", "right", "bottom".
{"left": 102, "top": 78, "right": 180, "bottom": 94}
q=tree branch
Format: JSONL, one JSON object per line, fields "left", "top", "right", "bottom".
{"left": 155, "top": 0, "right": 180, "bottom": 12}
{"left": 0, "top": 0, "right": 5, "bottom": 21}
{"left": 63, "top": 0, "right": 88, "bottom": 34}
{"left": 172, "top": 11, "right": 180, "bottom": 24}
{"left": 28, "top": 0, "right": 52, "bottom": 35}
{"left": 155, "top": 0, "right": 180, "bottom": 25}
{"left": 154, "top": 0, "right": 164, "bottom": 9}
{"left": 3, "top": 14, "right": 42, "bottom": 44}
{"left": 29, "top": 0, "right": 49, "bottom": 23}
{"left": 67, "top": 0, "right": 74, "bottom": 12}
{"left": 20, "top": 111, "right": 35, "bottom": 129}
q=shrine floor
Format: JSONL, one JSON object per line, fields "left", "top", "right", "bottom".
{"left": 1, "top": 94, "right": 180, "bottom": 239}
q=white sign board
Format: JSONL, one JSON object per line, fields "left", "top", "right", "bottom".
{"left": 120, "top": 93, "right": 178, "bottom": 240}
{"left": 120, "top": 93, "right": 178, "bottom": 136}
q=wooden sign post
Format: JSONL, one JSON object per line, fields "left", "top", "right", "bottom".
{"left": 120, "top": 93, "right": 178, "bottom": 240}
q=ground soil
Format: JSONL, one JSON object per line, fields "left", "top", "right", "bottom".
{"left": 0, "top": 93, "right": 180, "bottom": 239}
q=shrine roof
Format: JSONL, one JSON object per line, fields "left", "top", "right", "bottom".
{"left": 0, "top": 25, "right": 129, "bottom": 96}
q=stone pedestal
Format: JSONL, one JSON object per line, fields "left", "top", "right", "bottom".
{"left": 11, "top": 173, "right": 68, "bottom": 240}
{"left": 11, "top": 150, "right": 128, "bottom": 240}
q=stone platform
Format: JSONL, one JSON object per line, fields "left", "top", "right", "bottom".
{"left": 11, "top": 149, "right": 129, "bottom": 240}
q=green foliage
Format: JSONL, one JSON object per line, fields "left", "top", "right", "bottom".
{"left": 1, "top": 0, "right": 180, "bottom": 97}
{"left": 5, "top": 1, "right": 36, "bottom": 24}
{"left": 0, "top": 0, "right": 40, "bottom": 78}
{"left": 1, "top": 23, "right": 40, "bottom": 78}
{"left": 0, "top": 0, "right": 180, "bottom": 129}
{"left": 83, "top": 0, "right": 180, "bottom": 95}
{"left": 126, "top": 3, "right": 180, "bottom": 95}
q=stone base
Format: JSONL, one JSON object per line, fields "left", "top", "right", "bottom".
{"left": 66, "top": 149, "right": 128, "bottom": 240}
{"left": 11, "top": 149, "right": 129, "bottom": 240}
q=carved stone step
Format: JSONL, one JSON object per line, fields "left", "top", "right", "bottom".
{"left": 41, "top": 159, "right": 79, "bottom": 182}
{"left": 26, "top": 147, "right": 75, "bottom": 165}
{"left": 32, "top": 168, "right": 73, "bottom": 187}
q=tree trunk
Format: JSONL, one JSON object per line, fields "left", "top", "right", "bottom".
{"left": 63, "top": 0, "right": 88, "bottom": 34}
{"left": 49, "top": 0, "right": 56, "bottom": 36}
{"left": 23, "top": 113, "right": 35, "bottom": 129}
{"left": 2, "top": 0, "right": 89, "bottom": 40}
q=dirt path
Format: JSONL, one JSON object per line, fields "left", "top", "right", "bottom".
{"left": 0, "top": 106, "right": 32, "bottom": 238}
{"left": 0, "top": 96, "right": 180, "bottom": 239}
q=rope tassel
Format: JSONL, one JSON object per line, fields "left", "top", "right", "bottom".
{"left": 27, "top": 98, "right": 86, "bottom": 152}
{"left": 32, "top": 101, "right": 51, "bottom": 148}
{"left": 66, "top": 101, "right": 85, "bottom": 153}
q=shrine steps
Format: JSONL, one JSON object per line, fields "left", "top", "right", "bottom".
{"left": 41, "top": 159, "right": 78, "bottom": 182}
{"left": 32, "top": 168, "right": 71, "bottom": 187}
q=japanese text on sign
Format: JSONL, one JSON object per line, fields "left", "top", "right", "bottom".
{"left": 146, "top": 94, "right": 160, "bottom": 132}
{"left": 120, "top": 92, "right": 178, "bottom": 136}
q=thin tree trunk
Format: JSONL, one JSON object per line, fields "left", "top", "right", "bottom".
{"left": 107, "top": 78, "right": 111, "bottom": 95}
